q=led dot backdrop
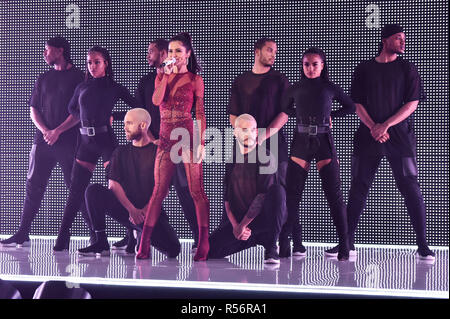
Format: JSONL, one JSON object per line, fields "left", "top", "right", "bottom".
{"left": 0, "top": 0, "right": 448, "bottom": 246}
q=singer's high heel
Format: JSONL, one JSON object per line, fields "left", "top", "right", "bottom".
{"left": 193, "top": 226, "right": 209, "bottom": 261}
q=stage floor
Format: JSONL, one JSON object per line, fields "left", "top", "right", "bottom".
{"left": 0, "top": 236, "right": 448, "bottom": 299}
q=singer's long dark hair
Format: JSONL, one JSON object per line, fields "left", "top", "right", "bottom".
{"left": 300, "top": 47, "right": 329, "bottom": 82}
{"left": 169, "top": 32, "right": 201, "bottom": 74}
{"left": 85, "top": 46, "right": 114, "bottom": 81}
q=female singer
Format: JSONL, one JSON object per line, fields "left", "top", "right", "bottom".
{"left": 136, "top": 33, "right": 210, "bottom": 261}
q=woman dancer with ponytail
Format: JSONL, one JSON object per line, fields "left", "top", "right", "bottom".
{"left": 279, "top": 47, "right": 355, "bottom": 261}
{"left": 53, "top": 46, "right": 139, "bottom": 251}
{"left": 136, "top": 33, "right": 210, "bottom": 261}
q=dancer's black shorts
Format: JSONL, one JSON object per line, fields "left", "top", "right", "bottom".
{"left": 289, "top": 132, "right": 336, "bottom": 162}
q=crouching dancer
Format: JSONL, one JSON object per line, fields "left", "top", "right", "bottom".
{"left": 208, "top": 114, "right": 287, "bottom": 264}
{"left": 77, "top": 108, "right": 180, "bottom": 257}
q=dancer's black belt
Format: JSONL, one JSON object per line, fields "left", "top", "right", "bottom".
{"left": 80, "top": 126, "right": 108, "bottom": 136}
{"left": 297, "top": 124, "right": 330, "bottom": 135}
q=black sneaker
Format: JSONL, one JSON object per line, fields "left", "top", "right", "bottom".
{"left": 264, "top": 249, "right": 281, "bottom": 264}
{"left": 278, "top": 237, "right": 291, "bottom": 258}
{"left": 0, "top": 233, "right": 30, "bottom": 248}
{"left": 126, "top": 234, "right": 137, "bottom": 254}
{"left": 416, "top": 246, "right": 435, "bottom": 261}
{"left": 78, "top": 241, "right": 110, "bottom": 257}
{"left": 53, "top": 232, "right": 70, "bottom": 252}
{"left": 338, "top": 246, "right": 350, "bottom": 262}
{"left": 112, "top": 235, "right": 129, "bottom": 250}
{"left": 324, "top": 244, "right": 357, "bottom": 257}
{"left": 292, "top": 244, "right": 307, "bottom": 257}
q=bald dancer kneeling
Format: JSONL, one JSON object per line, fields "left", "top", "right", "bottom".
{"left": 77, "top": 108, "right": 181, "bottom": 257}
{"left": 208, "top": 114, "right": 287, "bottom": 264}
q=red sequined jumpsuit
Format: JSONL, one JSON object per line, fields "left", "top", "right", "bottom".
{"left": 137, "top": 72, "right": 210, "bottom": 261}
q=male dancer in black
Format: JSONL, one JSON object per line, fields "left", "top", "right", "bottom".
{"left": 208, "top": 114, "right": 287, "bottom": 264}
{"left": 77, "top": 108, "right": 181, "bottom": 257}
{"left": 326, "top": 24, "right": 435, "bottom": 260}
{"left": 228, "top": 38, "right": 290, "bottom": 185}
{"left": 112, "top": 39, "right": 198, "bottom": 250}
{"left": 0, "top": 37, "right": 92, "bottom": 247}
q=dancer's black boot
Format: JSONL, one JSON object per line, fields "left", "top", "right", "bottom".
{"left": 78, "top": 230, "right": 110, "bottom": 256}
{"left": 54, "top": 162, "right": 92, "bottom": 251}
{"left": 319, "top": 159, "right": 349, "bottom": 261}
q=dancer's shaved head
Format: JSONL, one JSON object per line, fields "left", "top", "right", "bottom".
{"left": 234, "top": 113, "right": 258, "bottom": 151}
{"left": 235, "top": 113, "right": 256, "bottom": 129}
{"left": 124, "top": 108, "right": 152, "bottom": 142}
{"left": 126, "top": 108, "right": 151, "bottom": 127}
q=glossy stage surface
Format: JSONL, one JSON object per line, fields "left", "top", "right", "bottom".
{"left": 0, "top": 236, "right": 447, "bottom": 299}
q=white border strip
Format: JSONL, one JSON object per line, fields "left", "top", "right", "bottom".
{"left": 1, "top": 236, "right": 447, "bottom": 298}
{"left": 1, "top": 274, "right": 447, "bottom": 299}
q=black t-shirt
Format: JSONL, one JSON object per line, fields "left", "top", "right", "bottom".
{"left": 228, "top": 68, "right": 290, "bottom": 161}
{"left": 351, "top": 57, "right": 425, "bottom": 156}
{"left": 68, "top": 76, "right": 140, "bottom": 127}
{"left": 135, "top": 71, "right": 161, "bottom": 139}
{"left": 224, "top": 146, "right": 279, "bottom": 221}
{"left": 29, "top": 66, "right": 84, "bottom": 144}
{"left": 282, "top": 77, "right": 355, "bottom": 123}
{"left": 107, "top": 142, "right": 157, "bottom": 209}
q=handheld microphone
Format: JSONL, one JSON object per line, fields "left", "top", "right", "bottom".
{"left": 159, "top": 58, "right": 176, "bottom": 68}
